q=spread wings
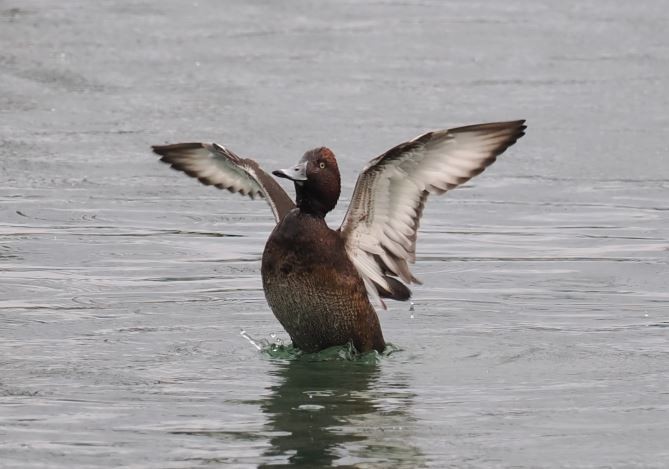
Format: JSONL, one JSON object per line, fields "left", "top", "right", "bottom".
{"left": 152, "top": 142, "right": 295, "bottom": 223}
{"left": 339, "top": 120, "right": 526, "bottom": 308}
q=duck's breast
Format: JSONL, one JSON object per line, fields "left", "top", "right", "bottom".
{"left": 261, "top": 210, "right": 384, "bottom": 352}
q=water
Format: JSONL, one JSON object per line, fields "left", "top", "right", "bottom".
{"left": 1, "top": 1, "right": 668, "bottom": 467}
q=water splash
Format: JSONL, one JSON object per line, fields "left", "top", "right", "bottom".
{"left": 241, "top": 330, "right": 402, "bottom": 362}
{"left": 240, "top": 329, "right": 262, "bottom": 350}
{"left": 409, "top": 301, "right": 415, "bottom": 319}
{"left": 269, "top": 341, "right": 401, "bottom": 362}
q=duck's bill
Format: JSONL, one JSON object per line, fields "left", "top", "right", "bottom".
{"left": 272, "top": 161, "right": 307, "bottom": 181}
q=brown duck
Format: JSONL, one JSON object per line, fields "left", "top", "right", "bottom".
{"left": 152, "top": 120, "right": 526, "bottom": 353}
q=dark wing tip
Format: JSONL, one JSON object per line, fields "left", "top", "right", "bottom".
{"left": 151, "top": 142, "right": 205, "bottom": 158}
{"left": 450, "top": 119, "right": 527, "bottom": 160}
{"left": 451, "top": 119, "right": 526, "bottom": 134}
{"left": 376, "top": 276, "right": 412, "bottom": 301}
{"left": 493, "top": 119, "right": 526, "bottom": 154}
{"left": 151, "top": 144, "right": 170, "bottom": 155}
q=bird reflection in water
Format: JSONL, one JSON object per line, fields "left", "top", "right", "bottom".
{"left": 258, "top": 357, "right": 424, "bottom": 468}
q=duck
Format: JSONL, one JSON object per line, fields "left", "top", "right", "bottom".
{"left": 152, "top": 120, "right": 526, "bottom": 353}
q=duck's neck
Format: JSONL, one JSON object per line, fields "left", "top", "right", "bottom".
{"left": 295, "top": 183, "right": 335, "bottom": 218}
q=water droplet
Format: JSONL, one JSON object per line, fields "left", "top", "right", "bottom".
{"left": 270, "top": 332, "right": 276, "bottom": 339}
{"left": 409, "top": 301, "right": 415, "bottom": 312}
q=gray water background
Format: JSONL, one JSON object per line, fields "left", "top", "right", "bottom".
{"left": 1, "top": 1, "right": 668, "bottom": 467}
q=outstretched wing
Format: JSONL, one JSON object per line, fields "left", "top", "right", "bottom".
{"left": 152, "top": 142, "right": 295, "bottom": 223}
{"left": 339, "top": 120, "right": 526, "bottom": 308}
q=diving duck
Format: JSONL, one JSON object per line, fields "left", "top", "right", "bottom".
{"left": 152, "top": 120, "right": 526, "bottom": 352}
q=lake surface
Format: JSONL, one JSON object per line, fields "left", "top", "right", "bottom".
{"left": 1, "top": 1, "right": 668, "bottom": 467}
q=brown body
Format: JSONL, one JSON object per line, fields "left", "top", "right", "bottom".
{"left": 262, "top": 209, "right": 385, "bottom": 353}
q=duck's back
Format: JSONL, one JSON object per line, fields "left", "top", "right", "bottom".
{"left": 261, "top": 209, "right": 385, "bottom": 353}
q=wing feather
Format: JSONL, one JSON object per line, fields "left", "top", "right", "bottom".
{"left": 152, "top": 142, "right": 295, "bottom": 223}
{"left": 340, "top": 120, "right": 526, "bottom": 308}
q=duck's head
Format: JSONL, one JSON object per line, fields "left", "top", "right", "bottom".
{"left": 273, "top": 147, "right": 341, "bottom": 217}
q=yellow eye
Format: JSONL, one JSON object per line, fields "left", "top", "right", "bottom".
{"left": 319, "top": 162, "right": 325, "bottom": 169}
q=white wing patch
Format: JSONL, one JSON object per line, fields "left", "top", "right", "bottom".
{"left": 340, "top": 121, "right": 526, "bottom": 308}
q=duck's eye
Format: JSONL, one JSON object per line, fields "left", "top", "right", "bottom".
{"left": 319, "top": 162, "right": 326, "bottom": 169}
